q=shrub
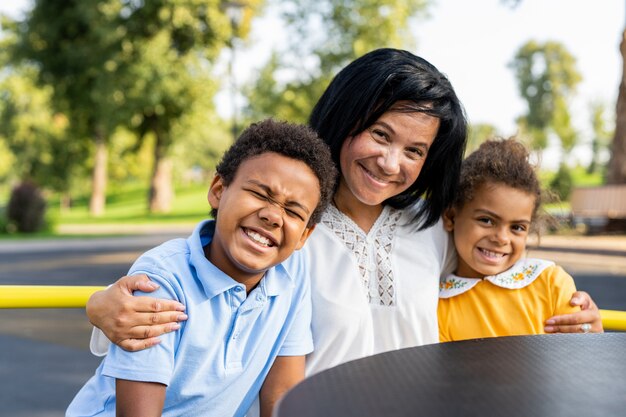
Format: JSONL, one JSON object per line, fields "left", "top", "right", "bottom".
{"left": 6, "top": 181, "right": 47, "bottom": 233}
{"left": 549, "top": 164, "right": 573, "bottom": 201}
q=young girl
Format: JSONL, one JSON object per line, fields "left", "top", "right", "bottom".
{"left": 438, "top": 138, "right": 581, "bottom": 342}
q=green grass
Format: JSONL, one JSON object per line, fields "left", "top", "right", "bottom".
{"left": 0, "top": 166, "right": 608, "bottom": 239}
{"left": 51, "top": 185, "right": 209, "bottom": 225}
{"left": 538, "top": 166, "right": 603, "bottom": 190}
{"left": 0, "top": 183, "right": 210, "bottom": 239}
{"left": 569, "top": 166, "right": 604, "bottom": 187}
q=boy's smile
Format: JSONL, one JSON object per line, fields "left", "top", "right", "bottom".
{"left": 207, "top": 152, "right": 320, "bottom": 289}
{"left": 443, "top": 182, "right": 535, "bottom": 279}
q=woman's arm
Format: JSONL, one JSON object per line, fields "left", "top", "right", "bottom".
{"left": 259, "top": 356, "right": 305, "bottom": 417}
{"left": 116, "top": 379, "right": 166, "bottom": 417}
{"left": 544, "top": 291, "right": 604, "bottom": 333}
{"left": 86, "top": 274, "right": 188, "bottom": 351}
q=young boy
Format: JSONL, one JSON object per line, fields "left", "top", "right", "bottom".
{"left": 438, "top": 138, "right": 580, "bottom": 342}
{"left": 66, "top": 119, "right": 337, "bottom": 417}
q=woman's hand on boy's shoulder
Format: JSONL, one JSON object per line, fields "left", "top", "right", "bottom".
{"left": 544, "top": 291, "right": 604, "bottom": 334}
{"left": 86, "top": 274, "right": 188, "bottom": 351}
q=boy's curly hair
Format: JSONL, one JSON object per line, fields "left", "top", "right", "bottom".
{"left": 453, "top": 138, "right": 542, "bottom": 218}
{"left": 214, "top": 119, "right": 338, "bottom": 226}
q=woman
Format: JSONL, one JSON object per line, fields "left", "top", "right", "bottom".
{"left": 87, "top": 48, "right": 602, "bottom": 376}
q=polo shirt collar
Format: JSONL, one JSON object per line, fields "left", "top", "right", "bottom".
{"left": 187, "top": 220, "right": 292, "bottom": 299}
{"left": 439, "top": 258, "right": 554, "bottom": 299}
{"left": 264, "top": 263, "right": 291, "bottom": 297}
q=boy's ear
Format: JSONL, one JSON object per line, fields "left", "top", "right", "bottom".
{"left": 442, "top": 208, "right": 456, "bottom": 232}
{"left": 294, "top": 224, "right": 316, "bottom": 251}
{"left": 207, "top": 174, "right": 225, "bottom": 209}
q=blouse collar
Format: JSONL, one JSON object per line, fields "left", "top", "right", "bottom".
{"left": 439, "top": 258, "right": 554, "bottom": 299}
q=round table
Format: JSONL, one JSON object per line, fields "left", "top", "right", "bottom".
{"left": 274, "top": 333, "right": 626, "bottom": 417}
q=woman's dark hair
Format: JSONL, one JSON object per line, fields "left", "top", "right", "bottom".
{"left": 214, "top": 119, "right": 337, "bottom": 226}
{"left": 309, "top": 48, "right": 467, "bottom": 229}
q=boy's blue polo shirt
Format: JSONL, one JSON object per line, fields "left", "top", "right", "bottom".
{"left": 66, "top": 220, "right": 313, "bottom": 417}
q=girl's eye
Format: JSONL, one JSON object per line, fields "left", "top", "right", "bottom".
{"left": 477, "top": 217, "right": 493, "bottom": 225}
{"left": 512, "top": 224, "right": 527, "bottom": 233}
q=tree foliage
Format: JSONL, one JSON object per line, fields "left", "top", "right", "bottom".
{"left": 99, "top": 0, "right": 261, "bottom": 213}
{"left": 244, "top": 0, "right": 430, "bottom": 124}
{"left": 0, "top": 66, "right": 88, "bottom": 194}
{"left": 5, "top": 0, "right": 257, "bottom": 214}
{"left": 549, "top": 162, "right": 573, "bottom": 201}
{"left": 9, "top": 0, "right": 130, "bottom": 215}
{"left": 588, "top": 101, "right": 613, "bottom": 175}
{"left": 467, "top": 123, "right": 499, "bottom": 156}
{"left": 510, "top": 40, "right": 581, "bottom": 157}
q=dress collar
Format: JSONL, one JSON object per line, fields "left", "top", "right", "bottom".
{"left": 439, "top": 258, "right": 554, "bottom": 299}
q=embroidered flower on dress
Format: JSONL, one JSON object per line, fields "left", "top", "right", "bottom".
{"left": 440, "top": 278, "right": 469, "bottom": 291}
{"left": 438, "top": 258, "right": 555, "bottom": 299}
{"left": 491, "top": 263, "right": 538, "bottom": 286}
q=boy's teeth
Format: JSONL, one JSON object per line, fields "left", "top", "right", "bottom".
{"left": 246, "top": 229, "right": 272, "bottom": 246}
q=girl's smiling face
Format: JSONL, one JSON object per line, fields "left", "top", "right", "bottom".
{"left": 444, "top": 182, "right": 536, "bottom": 279}
{"left": 334, "top": 107, "right": 440, "bottom": 213}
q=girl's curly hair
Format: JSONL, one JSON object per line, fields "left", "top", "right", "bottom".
{"left": 453, "top": 138, "right": 542, "bottom": 219}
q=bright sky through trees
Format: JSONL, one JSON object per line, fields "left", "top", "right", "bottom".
{"left": 2, "top": 0, "right": 623, "bottom": 168}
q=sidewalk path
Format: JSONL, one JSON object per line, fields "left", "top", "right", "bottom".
{"left": 527, "top": 234, "right": 626, "bottom": 275}
{"left": 528, "top": 234, "right": 626, "bottom": 254}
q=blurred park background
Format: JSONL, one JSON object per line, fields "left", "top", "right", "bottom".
{"left": 0, "top": 0, "right": 625, "bottom": 235}
{"left": 2, "top": 2, "right": 626, "bottom": 415}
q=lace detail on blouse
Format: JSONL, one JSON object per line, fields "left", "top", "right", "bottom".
{"left": 322, "top": 205, "right": 403, "bottom": 306}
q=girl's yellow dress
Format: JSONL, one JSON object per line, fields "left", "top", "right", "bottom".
{"left": 438, "top": 258, "right": 579, "bottom": 342}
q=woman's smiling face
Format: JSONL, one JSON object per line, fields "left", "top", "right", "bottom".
{"left": 336, "top": 107, "right": 440, "bottom": 210}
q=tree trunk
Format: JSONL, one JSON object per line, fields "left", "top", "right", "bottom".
{"left": 148, "top": 130, "right": 174, "bottom": 213}
{"left": 89, "top": 131, "right": 107, "bottom": 216}
{"left": 59, "top": 192, "right": 72, "bottom": 212}
{"left": 607, "top": 28, "right": 626, "bottom": 184}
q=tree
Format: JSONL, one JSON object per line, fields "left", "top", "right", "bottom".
{"left": 510, "top": 40, "right": 582, "bottom": 159}
{"left": 106, "top": 0, "right": 261, "bottom": 213}
{"left": 244, "top": 0, "right": 431, "bottom": 123}
{"left": 588, "top": 101, "right": 612, "bottom": 175}
{"left": 0, "top": 66, "right": 88, "bottom": 203}
{"left": 9, "top": 0, "right": 260, "bottom": 214}
{"left": 9, "top": 0, "right": 125, "bottom": 216}
{"left": 607, "top": 28, "right": 626, "bottom": 183}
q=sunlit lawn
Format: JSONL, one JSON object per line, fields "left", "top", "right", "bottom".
{"left": 0, "top": 184, "right": 210, "bottom": 239}
{"left": 50, "top": 184, "right": 210, "bottom": 226}
{"left": 0, "top": 166, "right": 604, "bottom": 239}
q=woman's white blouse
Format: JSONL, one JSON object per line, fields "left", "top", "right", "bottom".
{"left": 90, "top": 203, "right": 455, "bottom": 381}
{"left": 303, "top": 203, "right": 454, "bottom": 376}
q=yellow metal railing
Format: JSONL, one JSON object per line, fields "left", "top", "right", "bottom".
{"left": 0, "top": 285, "right": 106, "bottom": 308}
{"left": 599, "top": 309, "right": 626, "bottom": 332}
{"left": 0, "top": 285, "right": 625, "bottom": 332}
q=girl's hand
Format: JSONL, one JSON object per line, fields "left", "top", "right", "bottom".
{"left": 544, "top": 291, "right": 604, "bottom": 334}
{"left": 86, "top": 274, "right": 188, "bottom": 351}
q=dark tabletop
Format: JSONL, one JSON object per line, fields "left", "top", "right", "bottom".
{"left": 275, "top": 333, "right": 626, "bottom": 417}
